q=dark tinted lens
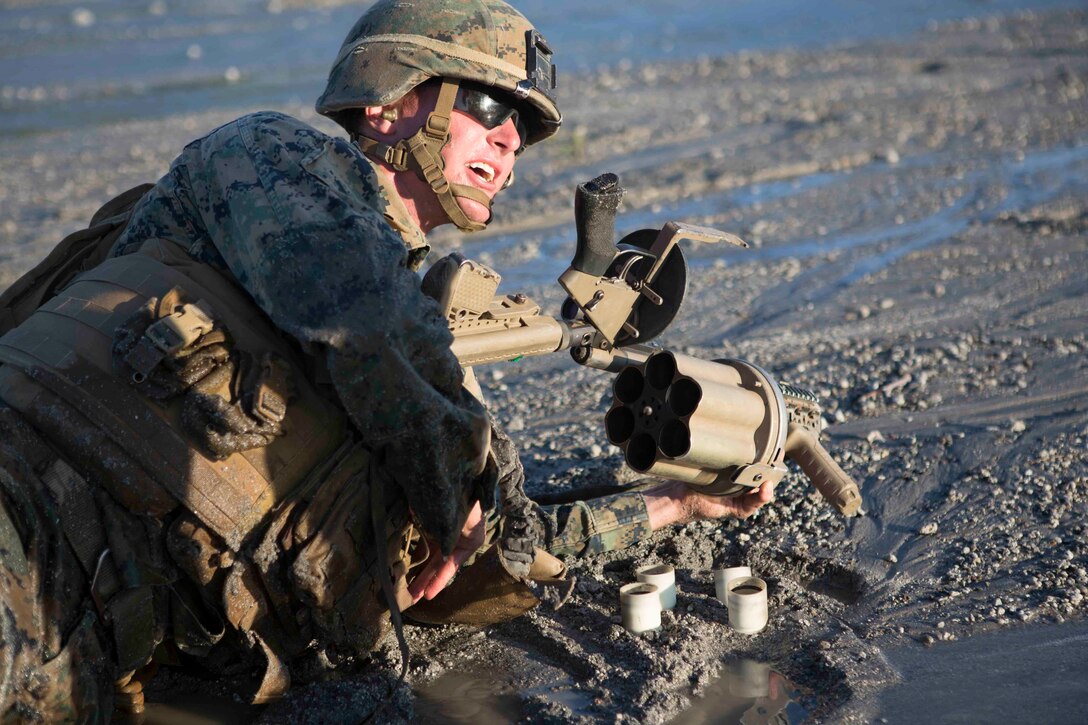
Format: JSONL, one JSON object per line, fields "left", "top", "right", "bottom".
{"left": 456, "top": 86, "right": 529, "bottom": 147}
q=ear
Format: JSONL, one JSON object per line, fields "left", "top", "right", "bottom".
{"left": 360, "top": 105, "right": 398, "bottom": 137}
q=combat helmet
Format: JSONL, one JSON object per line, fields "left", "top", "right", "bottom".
{"left": 316, "top": 0, "right": 562, "bottom": 232}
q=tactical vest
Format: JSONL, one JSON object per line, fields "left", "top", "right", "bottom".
{"left": 0, "top": 230, "right": 422, "bottom": 701}
{"left": 0, "top": 238, "right": 349, "bottom": 548}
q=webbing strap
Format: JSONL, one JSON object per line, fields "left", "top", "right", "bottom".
{"left": 355, "top": 79, "right": 492, "bottom": 233}
{"left": 40, "top": 459, "right": 118, "bottom": 594}
{"left": 354, "top": 136, "right": 409, "bottom": 171}
{"left": 364, "top": 458, "right": 410, "bottom": 723}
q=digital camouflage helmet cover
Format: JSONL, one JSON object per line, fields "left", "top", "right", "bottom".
{"left": 316, "top": 0, "right": 562, "bottom": 232}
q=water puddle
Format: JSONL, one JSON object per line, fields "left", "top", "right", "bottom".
{"left": 877, "top": 620, "right": 1088, "bottom": 723}
{"left": 414, "top": 671, "right": 523, "bottom": 723}
{"left": 414, "top": 670, "right": 590, "bottom": 724}
{"left": 671, "top": 659, "right": 808, "bottom": 724}
{"left": 825, "top": 144, "right": 1088, "bottom": 286}
{"left": 143, "top": 694, "right": 261, "bottom": 724}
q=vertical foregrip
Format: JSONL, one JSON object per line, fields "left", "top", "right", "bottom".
{"left": 784, "top": 423, "right": 862, "bottom": 516}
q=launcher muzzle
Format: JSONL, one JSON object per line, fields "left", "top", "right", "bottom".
{"left": 605, "top": 350, "right": 861, "bottom": 515}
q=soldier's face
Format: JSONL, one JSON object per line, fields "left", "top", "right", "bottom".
{"left": 442, "top": 99, "right": 522, "bottom": 223}
{"left": 374, "top": 82, "right": 522, "bottom": 230}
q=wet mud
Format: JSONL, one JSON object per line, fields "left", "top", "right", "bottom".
{"left": 1, "top": 6, "right": 1086, "bottom": 724}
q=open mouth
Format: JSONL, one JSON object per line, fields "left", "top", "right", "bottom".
{"left": 467, "top": 161, "right": 496, "bottom": 184}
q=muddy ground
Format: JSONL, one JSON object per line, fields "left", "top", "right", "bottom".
{"left": 1, "top": 7, "right": 1086, "bottom": 724}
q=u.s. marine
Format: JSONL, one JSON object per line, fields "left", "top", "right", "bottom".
{"left": 0, "top": 0, "right": 776, "bottom": 719}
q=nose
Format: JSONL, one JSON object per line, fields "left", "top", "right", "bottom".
{"left": 489, "top": 115, "right": 522, "bottom": 154}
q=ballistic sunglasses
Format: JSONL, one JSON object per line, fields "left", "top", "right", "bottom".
{"left": 454, "top": 83, "right": 530, "bottom": 150}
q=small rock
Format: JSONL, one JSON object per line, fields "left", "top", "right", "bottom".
{"left": 1010, "top": 420, "right": 1027, "bottom": 433}
{"left": 885, "top": 553, "right": 898, "bottom": 564}
{"left": 919, "top": 522, "right": 939, "bottom": 536}
{"left": 738, "top": 533, "right": 751, "bottom": 543}
{"left": 867, "top": 430, "right": 885, "bottom": 444}
{"left": 70, "top": 8, "right": 96, "bottom": 26}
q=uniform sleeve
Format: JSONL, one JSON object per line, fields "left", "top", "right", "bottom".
{"left": 536, "top": 493, "right": 653, "bottom": 558}
{"left": 157, "top": 113, "right": 488, "bottom": 552}
{"left": 479, "top": 382, "right": 654, "bottom": 561}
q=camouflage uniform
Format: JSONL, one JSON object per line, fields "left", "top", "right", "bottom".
{"left": 0, "top": 111, "right": 651, "bottom": 721}
{"left": 111, "top": 110, "right": 652, "bottom": 555}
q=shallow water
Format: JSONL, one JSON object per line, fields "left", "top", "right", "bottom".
{"left": 668, "top": 659, "right": 807, "bottom": 725}
{"left": 414, "top": 667, "right": 592, "bottom": 723}
{"left": 876, "top": 620, "right": 1088, "bottom": 723}
{"left": 0, "top": 0, "right": 1078, "bottom": 139}
{"left": 410, "top": 656, "right": 805, "bottom": 724}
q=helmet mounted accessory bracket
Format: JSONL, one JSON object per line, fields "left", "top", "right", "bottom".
{"left": 523, "top": 30, "right": 557, "bottom": 104}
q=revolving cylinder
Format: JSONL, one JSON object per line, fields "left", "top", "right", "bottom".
{"left": 605, "top": 350, "right": 789, "bottom": 496}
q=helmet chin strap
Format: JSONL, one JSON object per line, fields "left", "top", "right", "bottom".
{"left": 354, "top": 79, "right": 493, "bottom": 233}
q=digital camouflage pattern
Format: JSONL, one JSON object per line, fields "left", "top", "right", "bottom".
{"left": 316, "top": 0, "right": 561, "bottom": 145}
{"left": 0, "top": 406, "right": 114, "bottom": 722}
{"left": 541, "top": 491, "right": 652, "bottom": 557}
{"left": 115, "top": 110, "right": 491, "bottom": 556}
{"left": 0, "top": 110, "right": 654, "bottom": 720}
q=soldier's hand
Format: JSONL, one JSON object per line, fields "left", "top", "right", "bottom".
{"left": 643, "top": 479, "right": 776, "bottom": 531}
{"left": 407, "top": 500, "right": 486, "bottom": 603}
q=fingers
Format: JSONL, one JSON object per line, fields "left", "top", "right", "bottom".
{"left": 407, "top": 551, "right": 443, "bottom": 603}
{"left": 422, "top": 555, "right": 460, "bottom": 601}
{"left": 757, "top": 480, "right": 775, "bottom": 503}
{"left": 407, "top": 536, "right": 481, "bottom": 603}
{"left": 733, "top": 481, "right": 776, "bottom": 519}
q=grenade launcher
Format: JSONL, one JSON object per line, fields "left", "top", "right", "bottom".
{"left": 422, "top": 173, "right": 861, "bottom": 516}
